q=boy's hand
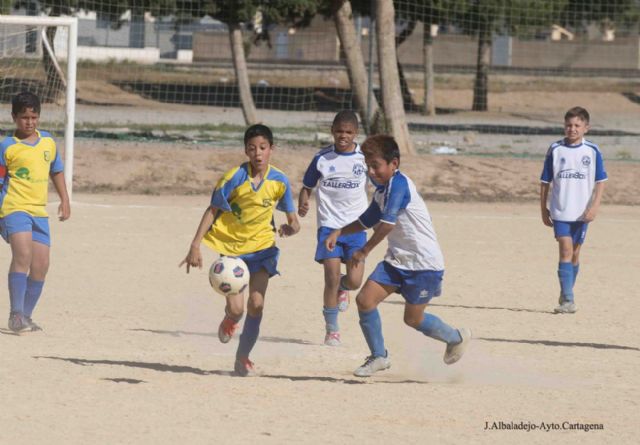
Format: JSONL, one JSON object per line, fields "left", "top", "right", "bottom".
{"left": 583, "top": 206, "right": 599, "bottom": 222}
{"left": 179, "top": 245, "right": 202, "bottom": 273}
{"left": 325, "top": 230, "right": 340, "bottom": 251}
{"left": 351, "top": 249, "right": 367, "bottom": 264}
{"left": 58, "top": 200, "right": 71, "bottom": 221}
{"left": 298, "top": 200, "right": 309, "bottom": 217}
{"left": 541, "top": 208, "right": 553, "bottom": 227}
{"left": 278, "top": 221, "right": 300, "bottom": 237}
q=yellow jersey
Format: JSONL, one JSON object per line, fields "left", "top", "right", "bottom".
{"left": 0, "top": 130, "right": 63, "bottom": 218}
{"left": 203, "top": 163, "right": 295, "bottom": 256}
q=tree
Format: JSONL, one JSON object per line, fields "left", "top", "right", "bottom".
{"left": 321, "top": 0, "right": 382, "bottom": 133}
{"left": 375, "top": 0, "right": 413, "bottom": 154}
{"left": 455, "top": 0, "right": 567, "bottom": 111}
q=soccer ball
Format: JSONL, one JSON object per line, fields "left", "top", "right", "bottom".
{"left": 209, "top": 257, "right": 250, "bottom": 296}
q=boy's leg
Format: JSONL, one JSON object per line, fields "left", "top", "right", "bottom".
{"left": 404, "top": 303, "right": 462, "bottom": 344}
{"left": 7, "top": 232, "right": 33, "bottom": 332}
{"left": 353, "top": 279, "right": 394, "bottom": 377}
{"left": 338, "top": 232, "right": 367, "bottom": 312}
{"left": 556, "top": 236, "right": 575, "bottom": 303}
{"left": 235, "top": 269, "right": 269, "bottom": 376}
{"left": 572, "top": 243, "right": 582, "bottom": 286}
{"left": 218, "top": 291, "right": 244, "bottom": 343}
{"left": 24, "top": 240, "right": 49, "bottom": 319}
{"left": 322, "top": 258, "right": 341, "bottom": 331}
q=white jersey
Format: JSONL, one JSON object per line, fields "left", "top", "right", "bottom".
{"left": 540, "top": 138, "right": 608, "bottom": 221}
{"left": 302, "top": 144, "right": 369, "bottom": 229}
{"left": 359, "top": 171, "right": 444, "bottom": 271}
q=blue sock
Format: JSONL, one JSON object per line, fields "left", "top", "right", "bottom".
{"left": 358, "top": 309, "right": 386, "bottom": 357}
{"left": 416, "top": 313, "right": 461, "bottom": 344}
{"left": 8, "top": 272, "right": 28, "bottom": 314}
{"left": 323, "top": 306, "right": 339, "bottom": 333}
{"left": 24, "top": 278, "right": 45, "bottom": 318}
{"left": 236, "top": 314, "right": 262, "bottom": 359}
{"left": 558, "top": 262, "right": 574, "bottom": 302}
{"left": 572, "top": 263, "right": 580, "bottom": 287}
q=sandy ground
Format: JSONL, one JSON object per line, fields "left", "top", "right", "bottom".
{"left": 0, "top": 194, "right": 639, "bottom": 444}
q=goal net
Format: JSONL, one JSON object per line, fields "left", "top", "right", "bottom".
{"left": 0, "top": 15, "right": 77, "bottom": 198}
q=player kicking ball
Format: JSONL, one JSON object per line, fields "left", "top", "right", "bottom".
{"left": 325, "top": 135, "right": 471, "bottom": 377}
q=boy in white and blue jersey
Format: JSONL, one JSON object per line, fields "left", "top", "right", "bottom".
{"left": 540, "top": 107, "right": 607, "bottom": 314}
{"left": 299, "top": 111, "right": 368, "bottom": 346}
{"left": 325, "top": 135, "right": 471, "bottom": 377}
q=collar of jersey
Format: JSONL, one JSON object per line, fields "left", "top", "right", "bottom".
{"left": 332, "top": 143, "right": 360, "bottom": 156}
{"left": 247, "top": 162, "right": 270, "bottom": 192}
{"left": 13, "top": 129, "right": 42, "bottom": 147}
{"left": 563, "top": 137, "right": 584, "bottom": 148}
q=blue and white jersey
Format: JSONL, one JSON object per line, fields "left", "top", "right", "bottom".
{"left": 540, "top": 138, "right": 608, "bottom": 222}
{"left": 302, "top": 144, "right": 368, "bottom": 229}
{"left": 359, "top": 171, "right": 444, "bottom": 271}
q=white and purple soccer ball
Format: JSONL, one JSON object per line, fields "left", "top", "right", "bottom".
{"left": 208, "top": 257, "right": 250, "bottom": 296}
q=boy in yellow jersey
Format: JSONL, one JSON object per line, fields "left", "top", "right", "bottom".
{"left": 0, "top": 92, "right": 71, "bottom": 333}
{"left": 180, "top": 124, "right": 300, "bottom": 376}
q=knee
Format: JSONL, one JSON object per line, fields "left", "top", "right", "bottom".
{"left": 355, "top": 293, "right": 375, "bottom": 312}
{"left": 403, "top": 312, "right": 423, "bottom": 329}
{"left": 342, "top": 274, "right": 363, "bottom": 290}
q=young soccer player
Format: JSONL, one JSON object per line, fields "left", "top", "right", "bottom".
{"left": 180, "top": 124, "right": 300, "bottom": 376}
{"left": 540, "top": 106, "right": 607, "bottom": 314}
{"left": 325, "top": 135, "right": 471, "bottom": 377}
{"left": 0, "top": 91, "right": 71, "bottom": 333}
{"left": 298, "top": 110, "right": 368, "bottom": 346}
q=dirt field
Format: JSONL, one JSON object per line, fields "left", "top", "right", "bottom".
{"left": 1, "top": 193, "right": 639, "bottom": 444}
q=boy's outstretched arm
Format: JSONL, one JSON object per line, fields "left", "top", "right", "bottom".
{"left": 583, "top": 181, "right": 606, "bottom": 222}
{"left": 540, "top": 183, "right": 552, "bottom": 227}
{"left": 51, "top": 171, "right": 70, "bottom": 221}
{"left": 351, "top": 222, "right": 394, "bottom": 263}
{"left": 298, "top": 187, "right": 311, "bottom": 217}
{"left": 279, "top": 212, "right": 300, "bottom": 237}
{"left": 180, "top": 206, "right": 217, "bottom": 273}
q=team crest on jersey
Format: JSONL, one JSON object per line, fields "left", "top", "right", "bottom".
{"left": 44, "top": 151, "right": 51, "bottom": 161}
{"left": 560, "top": 157, "right": 566, "bottom": 164}
{"left": 262, "top": 198, "right": 272, "bottom": 207}
{"left": 15, "top": 167, "right": 31, "bottom": 180}
{"left": 329, "top": 165, "right": 336, "bottom": 173}
{"left": 581, "top": 156, "right": 591, "bottom": 166}
{"left": 231, "top": 202, "right": 242, "bottom": 220}
{"left": 352, "top": 163, "right": 366, "bottom": 176}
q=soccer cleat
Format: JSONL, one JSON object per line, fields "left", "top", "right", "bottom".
{"left": 234, "top": 357, "right": 257, "bottom": 377}
{"left": 218, "top": 316, "right": 239, "bottom": 343}
{"left": 324, "top": 331, "right": 341, "bottom": 346}
{"left": 337, "top": 290, "right": 349, "bottom": 312}
{"left": 554, "top": 301, "right": 577, "bottom": 314}
{"left": 25, "top": 316, "right": 43, "bottom": 332}
{"left": 444, "top": 328, "right": 472, "bottom": 365}
{"left": 353, "top": 353, "right": 391, "bottom": 377}
{"left": 8, "top": 312, "right": 31, "bottom": 334}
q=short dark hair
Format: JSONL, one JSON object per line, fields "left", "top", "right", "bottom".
{"left": 332, "top": 110, "right": 359, "bottom": 129}
{"left": 244, "top": 124, "right": 273, "bottom": 145}
{"left": 361, "top": 135, "right": 400, "bottom": 165}
{"left": 564, "top": 106, "right": 589, "bottom": 124}
{"left": 12, "top": 91, "right": 41, "bottom": 115}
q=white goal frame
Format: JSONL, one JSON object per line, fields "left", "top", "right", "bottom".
{"left": 0, "top": 15, "right": 78, "bottom": 200}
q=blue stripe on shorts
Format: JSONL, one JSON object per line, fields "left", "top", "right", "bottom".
{"left": 369, "top": 261, "right": 443, "bottom": 305}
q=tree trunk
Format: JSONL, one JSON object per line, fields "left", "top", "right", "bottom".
{"left": 228, "top": 23, "right": 258, "bottom": 126}
{"left": 333, "top": 0, "right": 382, "bottom": 133}
{"left": 423, "top": 23, "right": 435, "bottom": 116}
{"left": 395, "top": 20, "right": 416, "bottom": 111}
{"left": 472, "top": 23, "right": 491, "bottom": 112}
{"left": 375, "top": 0, "right": 414, "bottom": 154}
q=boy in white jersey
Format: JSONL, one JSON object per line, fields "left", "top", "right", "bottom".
{"left": 325, "top": 135, "right": 471, "bottom": 377}
{"left": 0, "top": 92, "right": 70, "bottom": 333}
{"left": 298, "top": 111, "right": 368, "bottom": 346}
{"left": 540, "top": 107, "right": 607, "bottom": 314}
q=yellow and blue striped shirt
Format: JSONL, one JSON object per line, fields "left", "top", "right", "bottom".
{"left": 203, "top": 163, "right": 295, "bottom": 256}
{"left": 0, "top": 130, "right": 63, "bottom": 218}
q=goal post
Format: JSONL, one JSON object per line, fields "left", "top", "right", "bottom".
{"left": 0, "top": 14, "right": 77, "bottom": 200}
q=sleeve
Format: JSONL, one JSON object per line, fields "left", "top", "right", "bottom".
{"left": 594, "top": 149, "right": 608, "bottom": 182}
{"left": 50, "top": 146, "right": 64, "bottom": 174}
{"left": 540, "top": 146, "right": 554, "bottom": 183}
{"left": 358, "top": 200, "right": 382, "bottom": 229}
{"left": 276, "top": 175, "right": 296, "bottom": 213}
{"left": 210, "top": 167, "right": 244, "bottom": 212}
{"left": 379, "top": 176, "right": 411, "bottom": 224}
{"left": 302, "top": 155, "right": 321, "bottom": 189}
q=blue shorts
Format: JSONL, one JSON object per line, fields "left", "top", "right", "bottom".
{"left": 369, "top": 261, "right": 443, "bottom": 305}
{"left": 0, "top": 211, "right": 50, "bottom": 246}
{"left": 315, "top": 226, "right": 367, "bottom": 263}
{"left": 553, "top": 220, "right": 588, "bottom": 245}
{"left": 237, "top": 246, "right": 280, "bottom": 278}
